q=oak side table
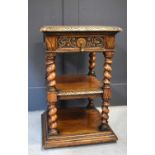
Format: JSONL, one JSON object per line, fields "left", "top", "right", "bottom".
{"left": 40, "top": 26, "right": 122, "bottom": 149}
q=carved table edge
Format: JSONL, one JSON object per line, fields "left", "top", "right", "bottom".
{"left": 57, "top": 89, "right": 103, "bottom": 96}
{"left": 40, "top": 25, "right": 123, "bottom": 32}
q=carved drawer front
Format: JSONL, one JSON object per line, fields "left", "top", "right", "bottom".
{"left": 45, "top": 35, "right": 116, "bottom": 52}
{"left": 57, "top": 36, "right": 104, "bottom": 52}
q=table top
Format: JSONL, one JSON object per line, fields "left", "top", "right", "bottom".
{"left": 40, "top": 25, "right": 122, "bottom": 32}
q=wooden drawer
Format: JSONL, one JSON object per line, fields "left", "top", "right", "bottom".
{"left": 44, "top": 34, "right": 115, "bottom": 53}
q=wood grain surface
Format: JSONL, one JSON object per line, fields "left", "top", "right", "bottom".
{"left": 41, "top": 25, "right": 121, "bottom": 149}
{"left": 42, "top": 108, "right": 118, "bottom": 149}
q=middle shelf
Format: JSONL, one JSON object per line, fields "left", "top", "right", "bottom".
{"left": 55, "top": 74, "right": 103, "bottom": 100}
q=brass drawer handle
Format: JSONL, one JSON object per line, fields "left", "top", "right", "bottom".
{"left": 77, "top": 38, "right": 86, "bottom": 52}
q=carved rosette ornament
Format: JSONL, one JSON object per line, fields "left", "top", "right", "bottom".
{"left": 99, "top": 51, "right": 113, "bottom": 131}
{"left": 46, "top": 52, "right": 58, "bottom": 135}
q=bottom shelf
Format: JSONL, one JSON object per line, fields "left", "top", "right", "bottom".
{"left": 42, "top": 108, "right": 118, "bottom": 149}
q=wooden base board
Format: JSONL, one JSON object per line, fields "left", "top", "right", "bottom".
{"left": 42, "top": 108, "right": 118, "bottom": 149}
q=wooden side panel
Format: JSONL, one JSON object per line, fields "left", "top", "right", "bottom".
{"left": 45, "top": 36, "right": 57, "bottom": 51}
{"left": 104, "top": 35, "right": 115, "bottom": 49}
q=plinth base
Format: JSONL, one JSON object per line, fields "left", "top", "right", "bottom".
{"left": 42, "top": 108, "right": 117, "bottom": 149}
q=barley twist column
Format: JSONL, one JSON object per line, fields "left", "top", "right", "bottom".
{"left": 46, "top": 52, "right": 58, "bottom": 135}
{"left": 88, "top": 52, "right": 96, "bottom": 76}
{"left": 87, "top": 52, "right": 96, "bottom": 109}
{"left": 99, "top": 51, "right": 113, "bottom": 131}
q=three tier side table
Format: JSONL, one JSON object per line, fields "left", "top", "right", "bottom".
{"left": 40, "top": 25, "right": 122, "bottom": 149}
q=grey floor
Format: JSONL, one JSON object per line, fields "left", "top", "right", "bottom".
{"left": 28, "top": 106, "right": 127, "bottom": 155}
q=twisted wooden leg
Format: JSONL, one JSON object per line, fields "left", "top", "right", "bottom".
{"left": 87, "top": 52, "right": 96, "bottom": 108}
{"left": 46, "top": 52, "right": 56, "bottom": 90}
{"left": 99, "top": 51, "right": 113, "bottom": 131}
{"left": 46, "top": 52, "right": 58, "bottom": 135}
{"left": 48, "top": 101, "right": 58, "bottom": 135}
{"left": 87, "top": 98, "right": 95, "bottom": 109}
{"left": 88, "top": 52, "right": 96, "bottom": 76}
